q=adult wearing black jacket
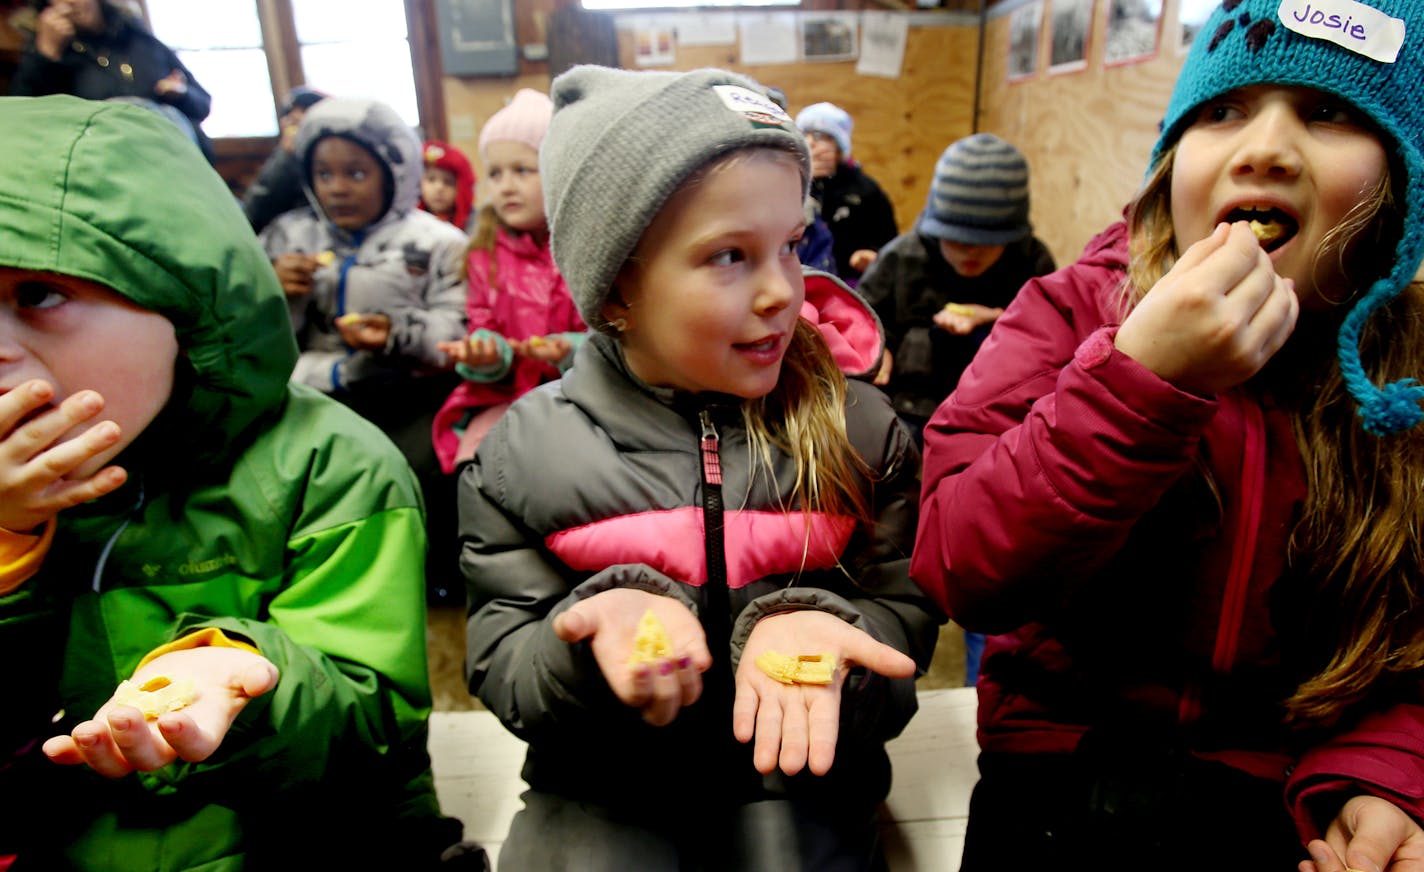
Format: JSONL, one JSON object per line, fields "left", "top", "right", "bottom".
{"left": 11, "top": 0, "right": 215, "bottom": 163}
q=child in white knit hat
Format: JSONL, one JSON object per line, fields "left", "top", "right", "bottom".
{"left": 794, "top": 101, "right": 899, "bottom": 284}
{"left": 432, "top": 88, "right": 585, "bottom": 473}
{"left": 912, "top": 0, "right": 1424, "bottom": 865}
{"left": 457, "top": 65, "right": 941, "bottom": 870}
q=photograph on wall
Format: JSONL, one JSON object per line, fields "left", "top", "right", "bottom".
{"left": 1007, "top": 0, "right": 1045, "bottom": 81}
{"left": 800, "top": 12, "right": 859, "bottom": 62}
{"left": 1176, "top": 0, "right": 1216, "bottom": 53}
{"left": 1049, "top": 0, "right": 1094, "bottom": 73}
{"left": 1103, "top": 0, "right": 1162, "bottom": 65}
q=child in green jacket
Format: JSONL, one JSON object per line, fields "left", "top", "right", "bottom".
{"left": 0, "top": 95, "right": 477, "bottom": 871}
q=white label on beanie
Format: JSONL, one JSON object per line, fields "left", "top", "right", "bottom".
{"left": 1278, "top": 0, "right": 1404, "bottom": 62}
{"left": 712, "top": 85, "right": 793, "bottom": 123}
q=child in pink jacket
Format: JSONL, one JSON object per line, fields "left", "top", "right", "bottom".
{"left": 432, "top": 89, "right": 585, "bottom": 473}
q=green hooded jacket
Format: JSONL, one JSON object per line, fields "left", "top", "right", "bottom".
{"left": 0, "top": 96, "right": 458, "bottom": 870}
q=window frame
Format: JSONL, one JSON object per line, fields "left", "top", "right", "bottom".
{"left": 141, "top": 0, "right": 447, "bottom": 155}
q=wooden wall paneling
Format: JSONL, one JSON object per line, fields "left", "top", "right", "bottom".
{"left": 976, "top": 0, "right": 1183, "bottom": 265}
{"left": 600, "top": 15, "right": 981, "bottom": 238}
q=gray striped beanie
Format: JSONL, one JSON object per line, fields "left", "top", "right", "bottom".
{"left": 918, "top": 133, "right": 1031, "bottom": 246}
{"left": 542, "top": 65, "right": 810, "bottom": 331}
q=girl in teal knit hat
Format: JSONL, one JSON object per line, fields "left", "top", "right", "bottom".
{"left": 911, "top": 0, "right": 1424, "bottom": 867}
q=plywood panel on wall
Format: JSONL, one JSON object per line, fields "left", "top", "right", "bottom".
{"left": 437, "top": 13, "right": 981, "bottom": 235}
{"left": 613, "top": 18, "right": 981, "bottom": 234}
{"left": 977, "top": 0, "right": 1185, "bottom": 265}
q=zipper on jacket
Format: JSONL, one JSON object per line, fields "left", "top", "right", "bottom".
{"left": 699, "top": 409, "right": 729, "bottom": 631}
{"left": 1177, "top": 395, "right": 1266, "bottom": 726}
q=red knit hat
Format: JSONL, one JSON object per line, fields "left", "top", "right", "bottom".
{"left": 420, "top": 140, "right": 477, "bottom": 230}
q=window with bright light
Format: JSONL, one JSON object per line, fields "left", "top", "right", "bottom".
{"left": 145, "top": 0, "right": 274, "bottom": 138}
{"left": 145, "top": 0, "right": 421, "bottom": 139}
{"left": 581, "top": 0, "right": 796, "bottom": 8}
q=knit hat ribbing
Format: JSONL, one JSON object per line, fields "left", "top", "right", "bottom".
{"left": 541, "top": 65, "right": 810, "bottom": 331}
{"left": 1152, "top": 0, "right": 1424, "bottom": 435}
{"left": 478, "top": 88, "right": 553, "bottom": 160}
{"left": 919, "top": 133, "right": 1032, "bottom": 246}
{"left": 795, "top": 102, "right": 853, "bottom": 159}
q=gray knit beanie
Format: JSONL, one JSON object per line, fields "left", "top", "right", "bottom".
{"left": 542, "top": 65, "right": 811, "bottom": 331}
{"left": 918, "top": 133, "right": 1032, "bottom": 246}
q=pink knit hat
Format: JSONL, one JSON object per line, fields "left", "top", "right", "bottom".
{"left": 478, "top": 89, "right": 554, "bottom": 160}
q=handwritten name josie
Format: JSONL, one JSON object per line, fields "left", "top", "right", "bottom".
{"left": 1288, "top": 2, "right": 1369, "bottom": 40}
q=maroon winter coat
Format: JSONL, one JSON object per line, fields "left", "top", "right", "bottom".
{"left": 910, "top": 220, "right": 1424, "bottom": 841}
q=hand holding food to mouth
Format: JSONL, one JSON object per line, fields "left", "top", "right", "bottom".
{"left": 1114, "top": 220, "right": 1299, "bottom": 398}
{"left": 0, "top": 379, "right": 127, "bottom": 534}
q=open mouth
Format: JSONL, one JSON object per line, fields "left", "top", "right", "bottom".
{"left": 1225, "top": 206, "right": 1298, "bottom": 253}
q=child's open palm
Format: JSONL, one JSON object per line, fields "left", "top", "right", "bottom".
{"left": 510, "top": 335, "right": 572, "bottom": 365}
{"left": 0, "top": 380, "right": 126, "bottom": 533}
{"left": 733, "top": 610, "right": 915, "bottom": 777}
{"left": 42, "top": 646, "right": 278, "bottom": 778}
{"left": 553, "top": 587, "right": 713, "bottom": 727}
{"left": 1115, "top": 221, "right": 1298, "bottom": 397}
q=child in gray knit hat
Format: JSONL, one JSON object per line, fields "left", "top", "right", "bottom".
{"left": 858, "top": 132, "right": 1056, "bottom": 689}
{"left": 913, "top": 0, "right": 1424, "bottom": 866}
{"left": 456, "top": 64, "right": 941, "bottom": 870}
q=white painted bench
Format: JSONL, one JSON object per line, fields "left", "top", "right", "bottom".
{"left": 429, "top": 686, "right": 980, "bottom": 869}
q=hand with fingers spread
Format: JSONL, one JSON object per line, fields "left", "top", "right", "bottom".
{"left": 553, "top": 588, "right": 713, "bottom": 727}
{"left": 1114, "top": 221, "right": 1299, "bottom": 397}
{"left": 42, "top": 646, "right": 279, "bottom": 778}
{"left": 1298, "top": 796, "right": 1424, "bottom": 872}
{"left": 0, "top": 379, "right": 127, "bottom": 533}
{"left": 509, "top": 334, "right": 572, "bottom": 366}
{"left": 732, "top": 610, "right": 916, "bottom": 777}
{"left": 437, "top": 333, "right": 504, "bottom": 369}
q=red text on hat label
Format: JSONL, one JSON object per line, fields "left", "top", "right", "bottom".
{"left": 1278, "top": 0, "right": 1404, "bottom": 62}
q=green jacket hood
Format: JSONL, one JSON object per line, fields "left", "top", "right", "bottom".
{"left": 0, "top": 95, "right": 298, "bottom": 465}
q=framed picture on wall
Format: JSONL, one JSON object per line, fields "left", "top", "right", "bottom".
{"left": 1103, "top": 0, "right": 1162, "bottom": 66}
{"left": 800, "top": 12, "right": 859, "bottom": 62}
{"left": 1007, "top": 0, "right": 1045, "bottom": 81}
{"left": 433, "top": 0, "right": 519, "bottom": 77}
{"left": 1176, "top": 0, "right": 1217, "bottom": 53}
{"left": 1049, "top": 0, "right": 1094, "bottom": 74}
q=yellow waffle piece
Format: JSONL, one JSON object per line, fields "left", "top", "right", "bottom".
{"left": 627, "top": 609, "right": 672, "bottom": 665}
{"left": 336, "top": 313, "right": 364, "bottom": 327}
{"left": 315, "top": 250, "right": 337, "bottom": 267}
{"left": 112, "top": 675, "right": 197, "bottom": 720}
{"left": 1249, "top": 219, "right": 1283, "bottom": 243}
{"left": 754, "top": 650, "right": 838, "bottom": 685}
{"left": 942, "top": 302, "right": 974, "bottom": 317}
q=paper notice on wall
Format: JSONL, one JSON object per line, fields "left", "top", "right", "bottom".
{"left": 633, "top": 24, "right": 676, "bottom": 66}
{"left": 675, "top": 12, "right": 737, "bottom": 46}
{"left": 857, "top": 12, "right": 908, "bottom": 78}
{"left": 738, "top": 12, "right": 799, "bottom": 65}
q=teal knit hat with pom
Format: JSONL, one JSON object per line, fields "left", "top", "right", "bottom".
{"left": 1153, "top": 0, "right": 1424, "bottom": 435}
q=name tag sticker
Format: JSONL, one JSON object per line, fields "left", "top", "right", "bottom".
{"left": 1279, "top": 0, "right": 1405, "bottom": 62}
{"left": 712, "top": 84, "right": 793, "bottom": 124}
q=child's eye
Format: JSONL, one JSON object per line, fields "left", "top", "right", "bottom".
{"left": 15, "top": 280, "right": 67, "bottom": 310}
{"left": 1196, "top": 101, "right": 1243, "bottom": 124}
{"left": 1308, "top": 102, "right": 1362, "bottom": 126}
{"left": 350, "top": 169, "right": 367, "bottom": 182}
{"left": 708, "top": 249, "right": 745, "bottom": 267}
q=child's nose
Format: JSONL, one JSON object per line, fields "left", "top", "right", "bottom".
{"left": 754, "top": 261, "right": 800, "bottom": 314}
{"left": 1232, "top": 106, "right": 1304, "bottom": 178}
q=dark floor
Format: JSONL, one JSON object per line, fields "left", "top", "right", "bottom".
{"left": 427, "top": 605, "right": 968, "bottom": 712}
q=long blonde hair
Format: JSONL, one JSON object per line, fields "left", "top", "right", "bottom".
{"left": 1127, "top": 143, "right": 1424, "bottom": 728}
